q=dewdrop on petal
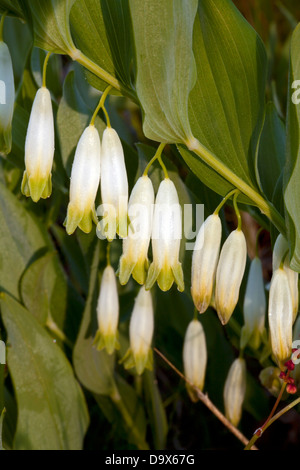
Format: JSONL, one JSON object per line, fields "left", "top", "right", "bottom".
{"left": 183, "top": 319, "right": 207, "bottom": 402}
{"left": 93, "top": 265, "right": 120, "bottom": 355}
{"left": 99, "top": 127, "right": 128, "bottom": 240}
{"left": 215, "top": 229, "right": 247, "bottom": 325}
{"left": 21, "top": 87, "right": 54, "bottom": 202}
{"left": 273, "top": 234, "right": 299, "bottom": 323}
{"left": 121, "top": 287, "right": 154, "bottom": 375}
{"left": 119, "top": 175, "right": 154, "bottom": 285}
{"left": 223, "top": 358, "right": 246, "bottom": 427}
{"left": 145, "top": 178, "right": 184, "bottom": 292}
{"left": 268, "top": 267, "right": 293, "bottom": 368}
{"left": 65, "top": 125, "right": 101, "bottom": 235}
{"left": 191, "top": 214, "right": 222, "bottom": 313}
{"left": 240, "top": 257, "right": 267, "bottom": 350}
{"left": 0, "top": 41, "right": 14, "bottom": 154}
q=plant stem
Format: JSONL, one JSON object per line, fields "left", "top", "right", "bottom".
{"left": 0, "top": 407, "right": 6, "bottom": 450}
{"left": 42, "top": 52, "right": 52, "bottom": 88}
{"left": 0, "top": 11, "right": 7, "bottom": 42}
{"left": 143, "top": 143, "right": 168, "bottom": 177}
{"left": 154, "top": 347, "right": 258, "bottom": 450}
{"left": 90, "top": 85, "right": 112, "bottom": 126}
{"left": 188, "top": 138, "right": 286, "bottom": 235}
{"left": 214, "top": 188, "right": 239, "bottom": 215}
{"left": 73, "top": 50, "right": 138, "bottom": 104}
{"left": 110, "top": 386, "right": 150, "bottom": 450}
{"left": 233, "top": 191, "right": 242, "bottom": 230}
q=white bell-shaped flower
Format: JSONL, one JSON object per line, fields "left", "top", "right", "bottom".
{"left": 21, "top": 87, "right": 54, "bottom": 202}
{"left": 0, "top": 41, "right": 14, "bottom": 154}
{"left": 241, "top": 257, "right": 267, "bottom": 350}
{"left": 191, "top": 214, "right": 222, "bottom": 313}
{"left": 121, "top": 286, "right": 154, "bottom": 375}
{"left": 65, "top": 125, "right": 101, "bottom": 234}
{"left": 99, "top": 127, "right": 128, "bottom": 241}
{"left": 223, "top": 358, "right": 246, "bottom": 427}
{"left": 183, "top": 319, "right": 207, "bottom": 402}
{"left": 145, "top": 178, "right": 184, "bottom": 292}
{"left": 215, "top": 229, "right": 247, "bottom": 325}
{"left": 93, "top": 265, "right": 120, "bottom": 355}
{"left": 119, "top": 175, "right": 154, "bottom": 285}
{"left": 273, "top": 234, "right": 298, "bottom": 323}
{"left": 268, "top": 267, "right": 293, "bottom": 368}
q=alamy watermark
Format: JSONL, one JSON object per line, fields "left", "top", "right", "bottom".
{"left": 0, "top": 80, "right": 6, "bottom": 105}
{"left": 292, "top": 80, "right": 300, "bottom": 105}
{"left": 96, "top": 201, "right": 205, "bottom": 250}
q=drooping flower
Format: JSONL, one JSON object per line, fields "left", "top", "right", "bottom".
{"left": 183, "top": 319, "right": 207, "bottom": 402}
{"left": 191, "top": 214, "right": 222, "bottom": 313}
{"left": 93, "top": 265, "right": 120, "bottom": 355}
{"left": 0, "top": 40, "right": 14, "bottom": 154}
{"left": 145, "top": 178, "right": 184, "bottom": 292}
{"left": 118, "top": 175, "right": 154, "bottom": 285}
{"left": 215, "top": 229, "right": 247, "bottom": 325}
{"left": 223, "top": 358, "right": 246, "bottom": 427}
{"left": 240, "top": 257, "right": 267, "bottom": 350}
{"left": 21, "top": 87, "right": 54, "bottom": 202}
{"left": 268, "top": 267, "right": 293, "bottom": 368}
{"left": 273, "top": 234, "right": 299, "bottom": 322}
{"left": 64, "top": 125, "right": 101, "bottom": 235}
{"left": 121, "top": 286, "right": 154, "bottom": 375}
{"left": 98, "top": 127, "right": 128, "bottom": 241}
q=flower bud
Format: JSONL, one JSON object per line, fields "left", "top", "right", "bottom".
{"left": 268, "top": 267, "right": 293, "bottom": 368}
{"left": 215, "top": 229, "right": 247, "bottom": 325}
{"left": 240, "top": 257, "right": 266, "bottom": 350}
{"left": 119, "top": 175, "right": 154, "bottom": 285}
{"left": 183, "top": 319, "right": 207, "bottom": 402}
{"left": 121, "top": 286, "right": 154, "bottom": 375}
{"left": 191, "top": 214, "right": 222, "bottom": 313}
{"left": 145, "top": 178, "right": 184, "bottom": 292}
{"left": 0, "top": 41, "right": 14, "bottom": 154}
{"left": 223, "top": 358, "right": 246, "bottom": 427}
{"left": 259, "top": 366, "right": 283, "bottom": 397}
{"left": 93, "top": 265, "right": 120, "bottom": 354}
{"left": 273, "top": 234, "right": 298, "bottom": 323}
{"left": 21, "top": 87, "right": 54, "bottom": 202}
{"left": 64, "top": 125, "right": 101, "bottom": 234}
{"left": 99, "top": 127, "right": 128, "bottom": 240}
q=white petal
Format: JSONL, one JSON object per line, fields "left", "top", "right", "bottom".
{"left": 243, "top": 257, "right": 266, "bottom": 333}
{"left": 183, "top": 319, "right": 207, "bottom": 390}
{"left": 25, "top": 87, "right": 54, "bottom": 177}
{"left": 97, "top": 265, "right": 119, "bottom": 335}
{"left": 69, "top": 125, "right": 101, "bottom": 211}
{"left": 129, "top": 287, "right": 154, "bottom": 357}
{"left": 224, "top": 358, "right": 246, "bottom": 427}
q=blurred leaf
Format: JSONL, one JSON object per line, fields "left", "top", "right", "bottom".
{"left": 0, "top": 294, "right": 89, "bottom": 450}
{"left": 31, "top": 48, "right": 63, "bottom": 97}
{"left": 130, "top": 0, "right": 197, "bottom": 143}
{"left": 0, "top": 1, "right": 24, "bottom": 17}
{"left": 73, "top": 241, "right": 116, "bottom": 396}
{"left": 284, "top": 23, "right": 300, "bottom": 271}
{"left": 22, "top": 0, "right": 76, "bottom": 54}
{"left": 2, "top": 387, "right": 17, "bottom": 450}
{"left": 57, "top": 70, "right": 106, "bottom": 176}
{"left": 3, "top": 16, "right": 32, "bottom": 85}
{"left": 70, "top": 0, "right": 134, "bottom": 94}
{"left": 143, "top": 370, "right": 168, "bottom": 450}
{"left": 178, "top": 0, "right": 267, "bottom": 202}
{"left": 256, "top": 102, "right": 285, "bottom": 203}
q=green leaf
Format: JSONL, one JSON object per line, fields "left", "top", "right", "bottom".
{"left": 284, "top": 23, "right": 300, "bottom": 271}
{"left": 143, "top": 370, "right": 168, "bottom": 450}
{"left": 24, "top": 0, "right": 76, "bottom": 55}
{"left": 73, "top": 242, "right": 116, "bottom": 396}
{"left": 256, "top": 102, "right": 285, "bottom": 203}
{"left": 0, "top": 1, "right": 24, "bottom": 18}
{"left": 130, "top": 0, "right": 197, "bottom": 142}
{"left": 178, "top": 0, "right": 267, "bottom": 201}
{"left": 0, "top": 294, "right": 89, "bottom": 450}
{"left": 70, "top": 0, "right": 134, "bottom": 95}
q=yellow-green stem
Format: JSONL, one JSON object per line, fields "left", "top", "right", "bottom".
{"left": 0, "top": 11, "right": 7, "bottom": 42}
{"left": 42, "top": 52, "right": 52, "bottom": 88}
{"left": 214, "top": 188, "right": 239, "bottom": 215}
{"left": 110, "top": 387, "right": 149, "bottom": 450}
{"left": 233, "top": 191, "right": 242, "bottom": 230}
{"left": 73, "top": 50, "right": 138, "bottom": 104}
{"left": 90, "top": 85, "right": 112, "bottom": 126}
{"left": 188, "top": 138, "right": 286, "bottom": 235}
{"left": 143, "top": 143, "right": 168, "bottom": 178}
